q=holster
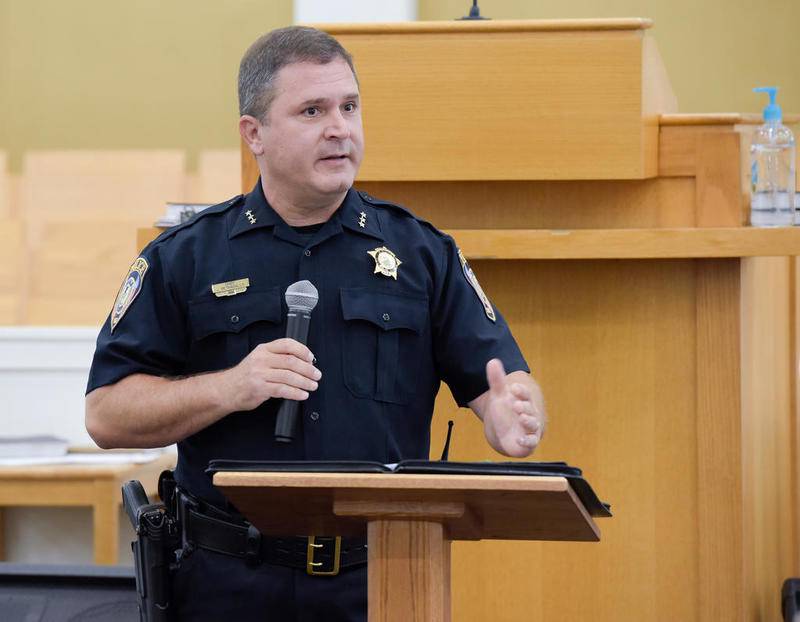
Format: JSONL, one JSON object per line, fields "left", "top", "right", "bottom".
{"left": 122, "top": 471, "right": 181, "bottom": 622}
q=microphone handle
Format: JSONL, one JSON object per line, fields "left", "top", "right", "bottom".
{"left": 274, "top": 309, "right": 312, "bottom": 442}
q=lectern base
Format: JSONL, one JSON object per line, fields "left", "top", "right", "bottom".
{"left": 368, "top": 520, "right": 451, "bottom": 622}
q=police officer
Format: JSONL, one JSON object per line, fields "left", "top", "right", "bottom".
{"left": 86, "top": 26, "right": 545, "bottom": 622}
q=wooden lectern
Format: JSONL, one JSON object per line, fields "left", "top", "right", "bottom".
{"left": 214, "top": 471, "right": 599, "bottom": 622}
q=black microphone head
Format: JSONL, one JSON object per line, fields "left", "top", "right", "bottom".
{"left": 285, "top": 280, "right": 319, "bottom": 313}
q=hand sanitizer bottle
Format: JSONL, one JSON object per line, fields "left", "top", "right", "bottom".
{"left": 750, "top": 87, "right": 796, "bottom": 227}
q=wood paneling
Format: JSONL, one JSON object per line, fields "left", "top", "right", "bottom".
{"left": 696, "top": 259, "right": 744, "bottom": 620}
{"left": 357, "top": 178, "right": 697, "bottom": 230}
{"left": 318, "top": 20, "right": 674, "bottom": 181}
{"left": 424, "top": 259, "right": 699, "bottom": 621}
{"left": 315, "top": 18, "right": 655, "bottom": 34}
{"left": 446, "top": 227, "right": 800, "bottom": 259}
{"left": 138, "top": 225, "right": 800, "bottom": 260}
{"left": 20, "top": 150, "right": 185, "bottom": 226}
{"left": 0, "top": 219, "right": 26, "bottom": 324}
{"left": 0, "top": 152, "right": 10, "bottom": 219}
{"left": 695, "top": 131, "right": 745, "bottom": 226}
{"left": 185, "top": 149, "right": 241, "bottom": 204}
{"left": 741, "top": 257, "right": 798, "bottom": 621}
{"left": 3, "top": 149, "right": 243, "bottom": 325}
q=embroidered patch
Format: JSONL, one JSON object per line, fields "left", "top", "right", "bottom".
{"left": 458, "top": 248, "right": 496, "bottom": 322}
{"left": 110, "top": 257, "right": 148, "bottom": 333}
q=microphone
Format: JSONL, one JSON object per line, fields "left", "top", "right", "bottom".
{"left": 274, "top": 280, "right": 319, "bottom": 443}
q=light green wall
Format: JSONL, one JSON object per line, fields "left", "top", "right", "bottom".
{"left": 420, "top": 0, "right": 800, "bottom": 118}
{"left": 0, "top": 0, "right": 292, "bottom": 170}
{"left": 2, "top": 1, "right": 798, "bottom": 171}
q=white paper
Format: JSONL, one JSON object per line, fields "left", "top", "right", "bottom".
{"left": 0, "top": 449, "right": 165, "bottom": 467}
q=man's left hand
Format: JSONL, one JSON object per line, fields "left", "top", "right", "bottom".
{"left": 469, "top": 359, "right": 545, "bottom": 458}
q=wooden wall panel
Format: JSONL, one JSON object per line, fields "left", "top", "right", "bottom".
{"left": 6, "top": 149, "right": 242, "bottom": 325}
{"left": 0, "top": 219, "right": 26, "bottom": 324}
{"left": 695, "top": 132, "right": 745, "bottom": 227}
{"left": 696, "top": 260, "right": 744, "bottom": 621}
{"left": 185, "top": 149, "right": 242, "bottom": 204}
{"left": 26, "top": 221, "right": 137, "bottom": 326}
{"left": 330, "top": 26, "right": 664, "bottom": 180}
{"left": 0, "top": 152, "right": 10, "bottom": 219}
{"left": 19, "top": 150, "right": 185, "bottom": 226}
{"left": 429, "top": 260, "right": 700, "bottom": 621}
{"left": 357, "top": 178, "right": 696, "bottom": 230}
{"left": 741, "top": 257, "right": 800, "bottom": 621}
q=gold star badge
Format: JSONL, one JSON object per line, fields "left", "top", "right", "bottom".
{"left": 368, "top": 246, "right": 402, "bottom": 280}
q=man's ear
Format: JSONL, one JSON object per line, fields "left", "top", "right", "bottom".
{"left": 239, "top": 115, "right": 265, "bottom": 156}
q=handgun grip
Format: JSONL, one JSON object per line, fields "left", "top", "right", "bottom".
{"left": 122, "top": 479, "right": 151, "bottom": 528}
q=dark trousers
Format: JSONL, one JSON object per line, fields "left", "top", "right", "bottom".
{"left": 172, "top": 547, "right": 367, "bottom": 621}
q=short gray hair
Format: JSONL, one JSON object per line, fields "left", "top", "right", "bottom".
{"left": 238, "top": 26, "right": 358, "bottom": 121}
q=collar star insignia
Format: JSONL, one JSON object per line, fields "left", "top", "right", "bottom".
{"left": 358, "top": 211, "right": 367, "bottom": 228}
{"left": 368, "top": 246, "right": 402, "bottom": 279}
{"left": 245, "top": 209, "right": 257, "bottom": 224}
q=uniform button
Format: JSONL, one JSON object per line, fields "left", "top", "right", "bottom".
{"left": 230, "top": 315, "right": 240, "bottom": 323}
{"left": 382, "top": 313, "right": 390, "bottom": 322}
{"left": 304, "top": 249, "right": 312, "bottom": 257}
{"left": 310, "top": 411, "right": 320, "bottom": 421}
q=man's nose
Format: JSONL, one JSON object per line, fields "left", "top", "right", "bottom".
{"left": 324, "top": 109, "right": 350, "bottom": 139}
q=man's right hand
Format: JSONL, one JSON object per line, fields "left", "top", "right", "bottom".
{"left": 218, "top": 338, "right": 321, "bottom": 412}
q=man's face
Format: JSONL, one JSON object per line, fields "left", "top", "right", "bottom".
{"left": 257, "top": 58, "right": 364, "bottom": 204}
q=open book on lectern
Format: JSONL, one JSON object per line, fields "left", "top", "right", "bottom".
{"left": 206, "top": 459, "right": 612, "bottom": 518}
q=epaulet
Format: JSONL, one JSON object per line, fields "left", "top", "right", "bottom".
{"left": 357, "top": 190, "right": 416, "bottom": 217}
{"left": 149, "top": 194, "right": 245, "bottom": 247}
{"left": 358, "top": 190, "right": 447, "bottom": 239}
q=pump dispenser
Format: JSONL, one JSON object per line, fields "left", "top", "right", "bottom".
{"left": 750, "top": 86, "right": 796, "bottom": 226}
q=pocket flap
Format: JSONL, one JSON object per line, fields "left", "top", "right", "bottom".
{"left": 340, "top": 288, "right": 428, "bottom": 334}
{"left": 189, "top": 288, "right": 281, "bottom": 340}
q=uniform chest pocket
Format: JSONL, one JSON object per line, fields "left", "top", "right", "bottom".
{"left": 340, "top": 288, "right": 428, "bottom": 405}
{"left": 187, "top": 288, "right": 282, "bottom": 371}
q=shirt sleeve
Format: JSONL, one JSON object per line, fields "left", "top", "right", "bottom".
{"left": 86, "top": 241, "right": 189, "bottom": 393}
{"left": 432, "top": 235, "right": 529, "bottom": 407}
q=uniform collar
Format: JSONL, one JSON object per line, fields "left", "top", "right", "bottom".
{"left": 339, "top": 189, "right": 383, "bottom": 241}
{"left": 229, "top": 181, "right": 384, "bottom": 242}
{"left": 229, "top": 181, "right": 282, "bottom": 239}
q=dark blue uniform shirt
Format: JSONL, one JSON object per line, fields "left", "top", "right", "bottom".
{"left": 87, "top": 183, "right": 528, "bottom": 506}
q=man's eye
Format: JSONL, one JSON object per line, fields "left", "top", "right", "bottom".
{"left": 303, "top": 107, "right": 320, "bottom": 117}
{"left": 343, "top": 102, "right": 357, "bottom": 113}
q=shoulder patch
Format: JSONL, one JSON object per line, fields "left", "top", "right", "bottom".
{"left": 458, "top": 248, "right": 496, "bottom": 322}
{"left": 110, "top": 257, "right": 148, "bottom": 333}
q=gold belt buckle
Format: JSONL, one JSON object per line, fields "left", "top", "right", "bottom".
{"left": 306, "top": 536, "right": 342, "bottom": 576}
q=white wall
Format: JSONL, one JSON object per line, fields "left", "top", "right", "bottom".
{"left": 1, "top": 327, "right": 98, "bottom": 445}
{"left": 294, "top": 0, "right": 416, "bottom": 23}
{"left": 0, "top": 327, "right": 135, "bottom": 565}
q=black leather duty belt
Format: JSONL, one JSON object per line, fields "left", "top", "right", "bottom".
{"left": 183, "top": 504, "right": 367, "bottom": 576}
